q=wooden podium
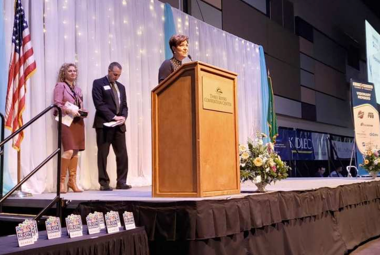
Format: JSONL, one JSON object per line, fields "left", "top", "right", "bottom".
{"left": 151, "top": 61, "right": 240, "bottom": 197}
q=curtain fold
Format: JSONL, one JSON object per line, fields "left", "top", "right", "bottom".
{"left": 1, "top": 0, "right": 263, "bottom": 193}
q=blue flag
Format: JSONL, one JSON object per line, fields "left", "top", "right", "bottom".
{"left": 259, "top": 46, "right": 270, "bottom": 143}
{"left": 164, "top": 3, "right": 176, "bottom": 60}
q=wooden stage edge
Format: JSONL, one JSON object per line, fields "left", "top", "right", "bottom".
{"left": 3, "top": 177, "right": 379, "bottom": 209}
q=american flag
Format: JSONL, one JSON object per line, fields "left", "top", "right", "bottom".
{"left": 5, "top": 0, "right": 37, "bottom": 150}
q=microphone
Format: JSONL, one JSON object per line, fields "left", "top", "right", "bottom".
{"left": 188, "top": 54, "right": 193, "bottom": 61}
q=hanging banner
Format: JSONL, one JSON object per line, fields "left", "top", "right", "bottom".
{"left": 351, "top": 80, "right": 380, "bottom": 154}
{"left": 331, "top": 140, "right": 354, "bottom": 159}
{"left": 312, "top": 133, "right": 329, "bottom": 160}
{"left": 351, "top": 79, "right": 380, "bottom": 175}
{"left": 275, "top": 128, "right": 315, "bottom": 160}
{"left": 274, "top": 128, "right": 294, "bottom": 161}
{"left": 292, "top": 130, "right": 315, "bottom": 160}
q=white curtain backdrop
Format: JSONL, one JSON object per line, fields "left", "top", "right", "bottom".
{"left": 2, "top": 0, "right": 262, "bottom": 193}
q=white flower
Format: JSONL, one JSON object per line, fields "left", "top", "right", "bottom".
{"left": 265, "top": 167, "right": 270, "bottom": 172}
{"left": 268, "top": 159, "right": 275, "bottom": 167}
{"left": 375, "top": 160, "right": 379, "bottom": 165}
{"left": 267, "top": 142, "right": 274, "bottom": 150}
{"left": 254, "top": 175, "right": 262, "bottom": 183}
{"left": 258, "top": 140, "right": 263, "bottom": 145}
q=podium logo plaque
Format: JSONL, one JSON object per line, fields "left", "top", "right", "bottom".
{"left": 202, "top": 76, "right": 234, "bottom": 113}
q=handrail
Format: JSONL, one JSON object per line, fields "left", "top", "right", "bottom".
{"left": 0, "top": 105, "right": 62, "bottom": 222}
{"left": 0, "top": 148, "right": 60, "bottom": 202}
{"left": 0, "top": 113, "right": 5, "bottom": 212}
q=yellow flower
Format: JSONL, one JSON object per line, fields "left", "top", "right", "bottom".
{"left": 241, "top": 152, "right": 250, "bottom": 160}
{"left": 254, "top": 157, "right": 263, "bottom": 167}
{"left": 239, "top": 145, "right": 247, "bottom": 153}
{"left": 367, "top": 150, "right": 372, "bottom": 156}
{"left": 364, "top": 159, "right": 369, "bottom": 165}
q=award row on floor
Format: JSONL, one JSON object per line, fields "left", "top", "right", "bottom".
{"left": 16, "top": 211, "right": 136, "bottom": 247}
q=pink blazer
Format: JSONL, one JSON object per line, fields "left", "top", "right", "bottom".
{"left": 54, "top": 82, "right": 83, "bottom": 115}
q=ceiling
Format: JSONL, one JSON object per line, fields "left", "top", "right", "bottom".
{"left": 362, "top": 0, "right": 380, "bottom": 20}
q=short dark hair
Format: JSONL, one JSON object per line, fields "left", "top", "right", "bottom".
{"left": 108, "top": 62, "right": 122, "bottom": 71}
{"left": 169, "top": 34, "right": 189, "bottom": 53}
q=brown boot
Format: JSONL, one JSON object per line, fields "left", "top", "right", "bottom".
{"left": 60, "top": 158, "right": 70, "bottom": 194}
{"left": 67, "top": 156, "right": 83, "bottom": 192}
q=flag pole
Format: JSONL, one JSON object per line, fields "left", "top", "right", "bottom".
{"left": 11, "top": 150, "right": 32, "bottom": 197}
{"left": 17, "top": 151, "right": 20, "bottom": 183}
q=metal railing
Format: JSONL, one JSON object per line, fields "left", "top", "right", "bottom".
{"left": 0, "top": 105, "right": 62, "bottom": 222}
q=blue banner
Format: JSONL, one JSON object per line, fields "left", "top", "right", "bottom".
{"left": 274, "top": 128, "right": 293, "bottom": 160}
{"left": 275, "top": 128, "right": 315, "bottom": 160}
{"left": 350, "top": 79, "right": 380, "bottom": 175}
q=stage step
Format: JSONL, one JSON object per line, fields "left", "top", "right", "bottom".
{"left": 0, "top": 212, "right": 50, "bottom": 223}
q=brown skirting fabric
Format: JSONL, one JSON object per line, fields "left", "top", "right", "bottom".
{"left": 76, "top": 180, "right": 380, "bottom": 255}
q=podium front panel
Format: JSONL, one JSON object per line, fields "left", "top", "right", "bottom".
{"left": 198, "top": 69, "right": 239, "bottom": 195}
{"left": 155, "top": 72, "right": 197, "bottom": 194}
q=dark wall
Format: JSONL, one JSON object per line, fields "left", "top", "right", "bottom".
{"left": 159, "top": 0, "right": 179, "bottom": 8}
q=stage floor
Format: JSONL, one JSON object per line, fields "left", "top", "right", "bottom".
{"left": 3, "top": 177, "right": 379, "bottom": 209}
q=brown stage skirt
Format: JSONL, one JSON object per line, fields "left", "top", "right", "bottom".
{"left": 61, "top": 117, "right": 85, "bottom": 151}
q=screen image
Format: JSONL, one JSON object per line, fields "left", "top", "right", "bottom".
{"left": 366, "top": 20, "right": 380, "bottom": 104}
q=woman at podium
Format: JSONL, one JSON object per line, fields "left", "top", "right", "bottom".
{"left": 158, "top": 34, "right": 189, "bottom": 83}
{"left": 54, "top": 63, "right": 86, "bottom": 193}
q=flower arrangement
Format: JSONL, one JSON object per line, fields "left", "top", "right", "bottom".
{"left": 239, "top": 133, "right": 290, "bottom": 188}
{"left": 360, "top": 148, "right": 380, "bottom": 173}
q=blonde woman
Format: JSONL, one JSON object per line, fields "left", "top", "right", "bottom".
{"left": 54, "top": 63, "right": 86, "bottom": 193}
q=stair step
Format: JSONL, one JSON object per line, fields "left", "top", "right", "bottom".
{"left": 0, "top": 213, "right": 50, "bottom": 223}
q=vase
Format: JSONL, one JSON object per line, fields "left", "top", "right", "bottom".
{"left": 254, "top": 182, "right": 268, "bottom": 193}
{"left": 369, "top": 172, "right": 378, "bottom": 179}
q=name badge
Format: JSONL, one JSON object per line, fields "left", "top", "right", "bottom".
{"left": 103, "top": 85, "right": 111, "bottom": 90}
